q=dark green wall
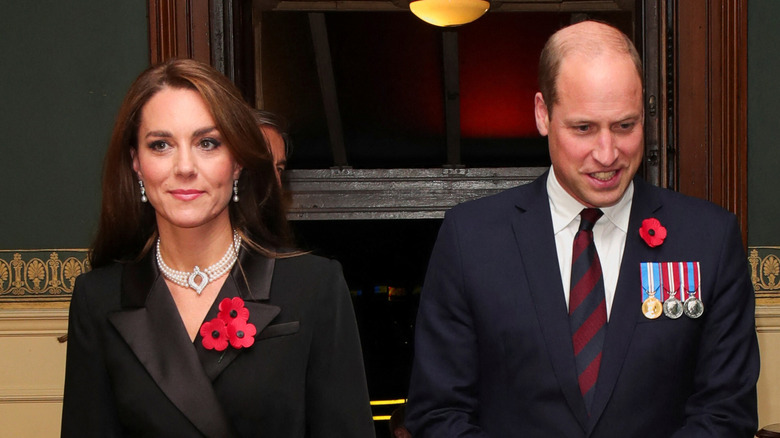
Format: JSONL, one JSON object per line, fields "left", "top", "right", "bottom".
{"left": 0, "top": 1, "right": 148, "bottom": 249}
{"left": 748, "top": 0, "right": 780, "bottom": 246}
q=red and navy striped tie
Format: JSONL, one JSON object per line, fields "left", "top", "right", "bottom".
{"left": 569, "top": 208, "right": 607, "bottom": 413}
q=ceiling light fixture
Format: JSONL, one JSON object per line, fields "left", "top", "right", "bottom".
{"left": 409, "top": 0, "right": 490, "bottom": 27}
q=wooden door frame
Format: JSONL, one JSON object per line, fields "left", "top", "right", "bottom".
{"left": 673, "top": 0, "right": 748, "bottom": 246}
{"left": 145, "top": 0, "right": 749, "bottom": 244}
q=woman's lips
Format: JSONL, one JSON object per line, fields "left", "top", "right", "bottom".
{"left": 170, "top": 189, "right": 204, "bottom": 201}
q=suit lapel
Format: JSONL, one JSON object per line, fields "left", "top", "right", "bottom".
{"left": 587, "top": 178, "right": 663, "bottom": 430}
{"left": 511, "top": 173, "right": 590, "bottom": 430}
{"left": 108, "top": 253, "right": 235, "bottom": 438}
{"left": 196, "top": 252, "right": 281, "bottom": 380}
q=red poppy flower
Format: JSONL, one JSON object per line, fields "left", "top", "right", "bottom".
{"left": 200, "top": 318, "right": 229, "bottom": 351}
{"left": 227, "top": 319, "right": 257, "bottom": 349}
{"left": 218, "top": 297, "right": 249, "bottom": 324}
{"left": 639, "top": 217, "right": 667, "bottom": 248}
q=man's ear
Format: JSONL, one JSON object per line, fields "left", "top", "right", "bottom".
{"left": 534, "top": 92, "right": 550, "bottom": 137}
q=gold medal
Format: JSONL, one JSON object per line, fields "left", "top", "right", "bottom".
{"left": 642, "top": 297, "right": 663, "bottom": 319}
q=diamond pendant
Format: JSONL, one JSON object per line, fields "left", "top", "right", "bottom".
{"left": 187, "top": 266, "right": 210, "bottom": 295}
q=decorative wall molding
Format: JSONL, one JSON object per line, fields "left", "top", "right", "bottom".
{"left": 756, "top": 305, "right": 780, "bottom": 334}
{"left": 0, "top": 308, "right": 69, "bottom": 336}
{"left": 0, "top": 388, "right": 63, "bottom": 404}
{"left": 0, "top": 245, "right": 776, "bottom": 303}
{"left": 0, "top": 250, "right": 89, "bottom": 304}
{"left": 749, "top": 247, "right": 780, "bottom": 302}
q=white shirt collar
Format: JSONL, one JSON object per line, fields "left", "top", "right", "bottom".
{"left": 546, "top": 165, "right": 633, "bottom": 234}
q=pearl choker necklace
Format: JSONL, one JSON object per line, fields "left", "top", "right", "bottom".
{"left": 156, "top": 230, "right": 241, "bottom": 295}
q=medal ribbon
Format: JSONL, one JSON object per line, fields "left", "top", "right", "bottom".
{"left": 681, "top": 262, "right": 696, "bottom": 299}
{"left": 677, "top": 262, "right": 686, "bottom": 298}
{"left": 670, "top": 261, "right": 681, "bottom": 299}
{"left": 640, "top": 262, "right": 660, "bottom": 301}
{"left": 684, "top": 261, "right": 700, "bottom": 299}
{"left": 661, "top": 262, "right": 675, "bottom": 301}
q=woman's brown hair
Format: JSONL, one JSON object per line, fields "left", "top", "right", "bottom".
{"left": 90, "top": 58, "right": 291, "bottom": 268}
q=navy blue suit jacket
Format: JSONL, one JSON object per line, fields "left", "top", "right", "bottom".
{"left": 407, "top": 172, "right": 759, "bottom": 437}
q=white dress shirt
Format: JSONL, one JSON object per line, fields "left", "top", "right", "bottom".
{"left": 546, "top": 165, "right": 633, "bottom": 320}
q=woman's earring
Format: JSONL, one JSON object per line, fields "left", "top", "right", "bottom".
{"left": 139, "top": 180, "right": 148, "bottom": 203}
{"left": 232, "top": 179, "right": 239, "bottom": 202}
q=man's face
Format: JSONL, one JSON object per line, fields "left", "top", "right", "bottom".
{"left": 260, "top": 125, "right": 287, "bottom": 185}
{"left": 534, "top": 51, "right": 644, "bottom": 208}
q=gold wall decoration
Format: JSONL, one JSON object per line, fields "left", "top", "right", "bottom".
{"left": 0, "top": 250, "right": 90, "bottom": 303}
{"left": 749, "top": 246, "right": 780, "bottom": 300}
{"left": 1, "top": 247, "right": 778, "bottom": 302}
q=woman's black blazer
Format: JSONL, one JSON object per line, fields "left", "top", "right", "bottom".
{"left": 61, "top": 249, "right": 375, "bottom": 437}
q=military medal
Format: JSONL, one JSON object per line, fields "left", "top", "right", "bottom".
{"left": 643, "top": 295, "right": 663, "bottom": 319}
{"left": 640, "top": 262, "right": 663, "bottom": 319}
{"left": 682, "top": 261, "right": 704, "bottom": 319}
{"left": 662, "top": 262, "right": 683, "bottom": 319}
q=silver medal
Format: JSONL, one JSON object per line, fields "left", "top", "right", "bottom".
{"left": 663, "top": 295, "right": 684, "bottom": 319}
{"left": 683, "top": 294, "right": 704, "bottom": 318}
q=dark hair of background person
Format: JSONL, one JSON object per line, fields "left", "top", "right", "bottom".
{"left": 252, "top": 108, "right": 294, "bottom": 161}
{"left": 90, "top": 58, "right": 292, "bottom": 268}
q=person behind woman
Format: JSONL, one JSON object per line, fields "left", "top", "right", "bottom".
{"left": 61, "top": 58, "right": 375, "bottom": 437}
{"left": 252, "top": 108, "right": 290, "bottom": 184}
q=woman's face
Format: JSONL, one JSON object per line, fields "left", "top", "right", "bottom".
{"left": 132, "top": 87, "right": 241, "bottom": 233}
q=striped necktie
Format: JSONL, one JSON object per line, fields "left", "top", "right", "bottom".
{"left": 569, "top": 208, "right": 607, "bottom": 413}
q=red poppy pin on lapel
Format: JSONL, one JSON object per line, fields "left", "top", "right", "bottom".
{"left": 200, "top": 297, "right": 257, "bottom": 351}
{"left": 639, "top": 218, "right": 667, "bottom": 248}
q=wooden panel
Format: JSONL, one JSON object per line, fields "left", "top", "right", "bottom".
{"left": 147, "top": 0, "right": 211, "bottom": 64}
{"left": 442, "top": 30, "right": 461, "bottom": 167}
{"left": 675, "top": 0, "right": 748, "bottom": 245}
{"left": 286, "top": 167, "right": 546, "bottom": 220}
{"left": 757, "top": 305, "right": 780, "bottom": 428}
{"left": 308, "top": 13, "right": 349, "bottom": 167}
{"left": 0, "top": 309, "right": 68, "bottom": 437}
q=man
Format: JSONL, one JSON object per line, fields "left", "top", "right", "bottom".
{"left": 253, "top": 109, "right": 289, "bottom": 184}
{"left": 406, "top": 20, "right": 759, "bottom": 437}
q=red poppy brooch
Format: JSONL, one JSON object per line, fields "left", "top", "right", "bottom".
{"left": 639, "top": 217, "right": 667, "bottom": 248}
{"left": 200, "top": 297, "right": 257, "bottom": 351}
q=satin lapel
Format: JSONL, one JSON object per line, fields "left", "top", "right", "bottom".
{"left": 108, "top": 258, "right": 235, "bottom": 438}
{"left": 511, "top": 174, "right": 589, "bottom": 430}
{"left": 587, "top": 178, "right": 663, "bottom": 429}
{"left": 196, "top": 253, "right": 281, "bottom": 381}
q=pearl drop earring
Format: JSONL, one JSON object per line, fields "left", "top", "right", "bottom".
{"left": 232, "top": 179, "right": 239, "bottom": 202}
{"left": 139, "top": 180, "right": 148, "bottom": 203}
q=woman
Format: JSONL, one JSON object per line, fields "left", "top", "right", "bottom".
{"left": 61, "top": 59, "right": 375, "bottom": 437}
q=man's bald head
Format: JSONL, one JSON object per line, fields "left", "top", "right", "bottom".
{"left": 538, "top": 20, "right": 643, "bottom": 119}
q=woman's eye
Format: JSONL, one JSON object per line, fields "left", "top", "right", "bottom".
{"left": 199, "top": 138, "right": 221, "bottom": 150}
{"left": 148, "top": 140, "right": 169, "bottom": 151}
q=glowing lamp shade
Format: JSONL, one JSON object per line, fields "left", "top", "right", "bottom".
{"left": 409, "top": 0, "right": 490, "bottom": 27}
